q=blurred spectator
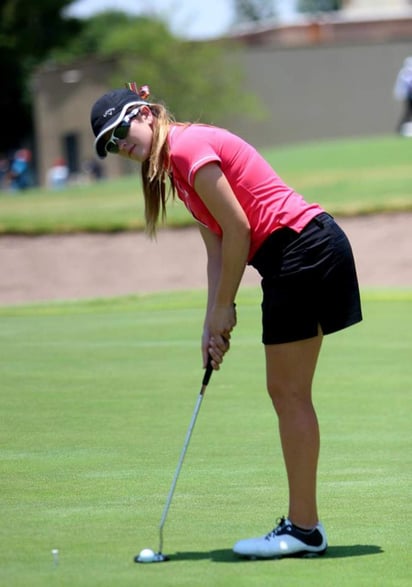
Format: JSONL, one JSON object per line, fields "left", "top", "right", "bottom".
{"left": 47, "top": 158, "right": 69, "bottom": 189}
{"left": 0, "top": 155, "right": 9, "bottom": 190}
{"left": 83, "top": 158, "right": 104, "bottom": 181}
{"left": 393, "top": 56, "right": 412, "bottom": 136}
{"left": 9, "top": 148, "right": 32, "bottom": 192}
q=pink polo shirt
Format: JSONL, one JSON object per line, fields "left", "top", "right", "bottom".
{"left": 168, "top": 124, "right": 324, "bottom": 261}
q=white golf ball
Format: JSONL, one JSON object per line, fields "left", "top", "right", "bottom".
{"left": 138, "top": 548, "right": 156, "bottom": 563}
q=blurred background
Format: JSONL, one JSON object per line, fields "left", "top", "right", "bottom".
{"left": 0, "top": 0, "right": 411, "bottom": 190}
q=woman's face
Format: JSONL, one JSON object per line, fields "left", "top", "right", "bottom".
{"left": 111, "top": 106, "right": 154, "bottom": 162}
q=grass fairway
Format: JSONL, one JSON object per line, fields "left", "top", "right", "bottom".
{"left": 0, "top": 289, "right": 411, "bottom": 586}
{"left": 0, "top": 135, "right": 411, "bottom": 234}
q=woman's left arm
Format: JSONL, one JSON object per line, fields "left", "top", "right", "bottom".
{"left": 194, "top": 162, "right": 251, "bottom": 360}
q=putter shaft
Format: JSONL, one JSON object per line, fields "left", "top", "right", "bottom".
{"left": 158, "top": 359, "right": 213, "bottom": 554}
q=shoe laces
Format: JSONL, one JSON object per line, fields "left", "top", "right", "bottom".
{"left": 265, "top": 516, "right": 291, "bottom": 540}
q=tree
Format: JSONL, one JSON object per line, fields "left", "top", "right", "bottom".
{"left": 233, "top": 0, "right": 276, "bottom": 23}
{"left": 51, "top": 12, "right": 261, "bottom": 125}
{"left": 297, "top": 0, "right": 342, "bottom": 13}
{"left": 0, "top": 0, "right": 82, "bottom": 154}
{"left": 0, "top": 4, "right": 263, "bottom": 169}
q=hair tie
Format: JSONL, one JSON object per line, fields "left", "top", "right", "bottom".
{"left": 126, "top": 82, "right": 150, "bottom": 100}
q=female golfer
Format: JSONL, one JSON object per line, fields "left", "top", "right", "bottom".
{"left": 90, "top": 84, "right": 362, "bottom": 559}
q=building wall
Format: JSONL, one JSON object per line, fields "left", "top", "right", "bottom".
{"left": 227, "top": 40, "right": 412, "bottom": 148}
{"left": 32, "top": 58, "right": 136, "bottom": 186}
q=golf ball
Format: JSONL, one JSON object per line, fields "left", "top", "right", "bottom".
{"left": 138, "top": 548, "right": 156, "bottom": 563}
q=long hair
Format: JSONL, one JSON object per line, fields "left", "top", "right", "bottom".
{"left": 141, "top": 104, "right": 180, "bottom": 237}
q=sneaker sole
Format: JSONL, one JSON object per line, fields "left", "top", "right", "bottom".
{"left": 236, "top": 547, "right": 328, "bottom": 560}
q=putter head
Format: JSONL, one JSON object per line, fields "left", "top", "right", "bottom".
{"left": 134, "top": 551, "right": 169, "bottom": 564}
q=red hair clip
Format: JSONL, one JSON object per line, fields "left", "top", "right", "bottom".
{"left": 126, "top": 82, "right": 150, "bottom": 100}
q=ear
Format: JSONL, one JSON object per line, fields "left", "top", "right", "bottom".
{"left": 139, "top": 105, "right": 153, "bottom": 121}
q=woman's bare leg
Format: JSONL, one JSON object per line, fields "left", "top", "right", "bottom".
{"left": 265, "top": 332, "right": 323, "bottom": 528}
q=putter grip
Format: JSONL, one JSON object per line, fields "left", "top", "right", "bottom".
{"left": 202, "top": 355, "right": 213, "bottom": 386}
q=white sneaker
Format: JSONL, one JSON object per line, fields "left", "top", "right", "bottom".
{"left": 233, "top": 516, "right": 328, "bottom": 559}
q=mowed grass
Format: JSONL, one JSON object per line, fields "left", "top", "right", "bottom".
{"left": 0, "top": 134, "right": 411, "bottom": 234}
{"left": 0, "top": 289, "right": 411, "bottom": 586}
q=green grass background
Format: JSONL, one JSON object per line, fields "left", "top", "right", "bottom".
{"left": 0, "top": 135, "right": 411, "bottom": 234}
{"left": 0, "top": 290, "right": 411, "bottom": 586}
{"left": 0, "top": 134, "right": 411, "bottom": 585}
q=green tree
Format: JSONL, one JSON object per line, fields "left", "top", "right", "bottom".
{"left": 234, "top": 0, "right": 276, "bottom": 23}
{"left": 52, "top": 12, "right": 261, "bottom": 125}
{"left": 0, "top": 0, "right": 82, "bottom": 154}
{"left": 297, "top": 0, "right": 342, "bottom": 13}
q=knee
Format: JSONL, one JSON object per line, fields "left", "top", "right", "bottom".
{"left": 267, "top": 379, "right": 312, "bottom": 417}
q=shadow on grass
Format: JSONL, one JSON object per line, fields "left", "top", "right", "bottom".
{"left": 166, "top": 544, "right": 383, "bottom": 563}
{"left": 325, "top": 545, "right": 383, "bottom": 558}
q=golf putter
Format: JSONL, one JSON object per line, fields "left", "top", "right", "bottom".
{"left": 135, "top": 356, "right": 214, "bottom": 563}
